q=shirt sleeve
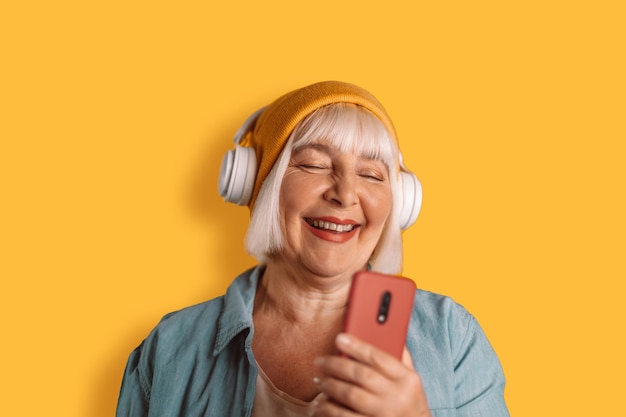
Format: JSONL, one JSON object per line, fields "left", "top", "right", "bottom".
{"left": 452, "top": 314, "right": 510, "bottom": 417}
{"left": 116, "top": 343, "right": 150, "bottom": 417}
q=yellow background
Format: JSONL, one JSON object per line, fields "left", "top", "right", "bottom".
{"left": 1, "top": 1, "right": 624, "bottom": 416}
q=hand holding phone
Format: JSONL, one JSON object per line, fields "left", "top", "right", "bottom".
{"left": 342, "top": 270, "right": 416, "bottom": 360}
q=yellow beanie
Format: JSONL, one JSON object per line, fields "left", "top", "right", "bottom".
{"left": 240, "top": 81, "right": 398, "bottom": 208}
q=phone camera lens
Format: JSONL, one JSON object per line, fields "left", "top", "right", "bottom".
{"left": 377, "top": 291, "right": 392, "bottom": 323}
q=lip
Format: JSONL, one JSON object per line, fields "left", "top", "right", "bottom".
{"left": 303, "top": 216, "right": 360, "bottom": 243}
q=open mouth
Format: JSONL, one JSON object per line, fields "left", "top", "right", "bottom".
{"left": 305, "top": 218, "right": 359, "bottom": 233}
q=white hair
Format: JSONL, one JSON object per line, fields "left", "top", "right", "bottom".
{"left": 245, "top": 103, "right": 404, "bottom": 274}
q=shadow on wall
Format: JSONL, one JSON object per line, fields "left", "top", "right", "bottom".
{"left": 90, "top": 322, "right": 151, "bottom": 417}
{"left": 88, "top": 121, "right": 257, "bottom": 417}
{"left": 186, "top": 122, "right": 258, "bottom": 284}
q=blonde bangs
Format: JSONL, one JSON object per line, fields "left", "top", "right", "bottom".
{"left": 291, "top": 103, "right": 399, "bottom": 173}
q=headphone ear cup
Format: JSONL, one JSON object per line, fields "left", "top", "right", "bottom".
{"left": 218, "top": 145, "right": 257, "bottom": 205}
{"left": 398, "top": 171, "right": 422, "bottom": 230}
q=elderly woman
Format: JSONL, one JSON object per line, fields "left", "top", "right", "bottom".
{"left": 116, "top": 81, "right": 509, "bottom": 417}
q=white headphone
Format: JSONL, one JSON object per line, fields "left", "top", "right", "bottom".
{"left": 218, "top": 108, "right": 422, "bottom": 230}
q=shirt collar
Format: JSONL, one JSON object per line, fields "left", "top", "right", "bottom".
{"left": 213, "top": 265, "right": 264, "bottom": 355}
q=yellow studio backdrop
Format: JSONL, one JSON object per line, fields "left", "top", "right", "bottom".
{"left": 1, "top": 1, "right": 624, "bottom": 416}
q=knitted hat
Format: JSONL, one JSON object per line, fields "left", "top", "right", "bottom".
{"left": 240, "top": 81, "right": 398, "bottom": 208}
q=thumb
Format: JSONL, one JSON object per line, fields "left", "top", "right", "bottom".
{"left": 402, "top": 347, "right": 415, "bottom": 369}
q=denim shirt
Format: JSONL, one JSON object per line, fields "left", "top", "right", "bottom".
{"left": 116, "top": 266, "right": 509, "bottom": 417}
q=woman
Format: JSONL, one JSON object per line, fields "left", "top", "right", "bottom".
{"left": 117, "top": 81, "right": 509, "bottom": 417}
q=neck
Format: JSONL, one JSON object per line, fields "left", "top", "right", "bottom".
{"left": 254, "top": 260, "right": 355, "bottom": 326}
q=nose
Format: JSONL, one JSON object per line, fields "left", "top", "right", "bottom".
{"left": 324, "top": 173, "right": 358, "bottom": 207}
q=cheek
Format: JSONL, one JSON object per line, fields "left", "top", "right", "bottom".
{"left": 281, "top": 173, "right": 327, "bottom": 205}
{"left": 362, "top": 186, "right": 393, "bottom": 224}
{"left": 279, "top": 174, "right": 320, "bottom": 220}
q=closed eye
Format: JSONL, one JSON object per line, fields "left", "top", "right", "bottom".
{"left": 298, "top": 164, "right": 329, "bottom": 171}
{"left": 359, "top": 171, "right": 385, "bottom": 182}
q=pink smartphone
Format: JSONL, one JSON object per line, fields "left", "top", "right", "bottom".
{"left": 342, "top": 271, "right": 416, "bottom": 360}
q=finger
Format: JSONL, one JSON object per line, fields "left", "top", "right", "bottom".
{"left": 314, "top": 374, "right": 379, "bottom": 415}
{"left": 314, "top": 355, "right": 389, "bottom": 394}
{"left": 335, "top": 333, "right": 409, "bottom": 379}
{"left": 402, "top": 346, "right": 415, "bottom": 370}
{"left": 308, "top": 393, "right": 328, "bottom": 417}
{"left": 309, "top": 395, "right": 361, "bottom": 417}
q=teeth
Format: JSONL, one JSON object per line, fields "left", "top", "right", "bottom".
{"left": 308, "top": 219, "right": 355, "bottom": 232}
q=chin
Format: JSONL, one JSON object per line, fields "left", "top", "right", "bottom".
{"left": 304, "top": 259, "right": 365, "bottom": 279}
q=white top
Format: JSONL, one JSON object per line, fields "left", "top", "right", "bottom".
{"left": 251, "top": 365, "right": 322, "bottom": 417}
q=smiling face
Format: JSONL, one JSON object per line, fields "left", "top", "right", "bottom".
{"left": 276, "top": 142, "right": 393, "bottom": 278}
{"left": 246, "top": 103, "right": 404, "bottom": 274}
